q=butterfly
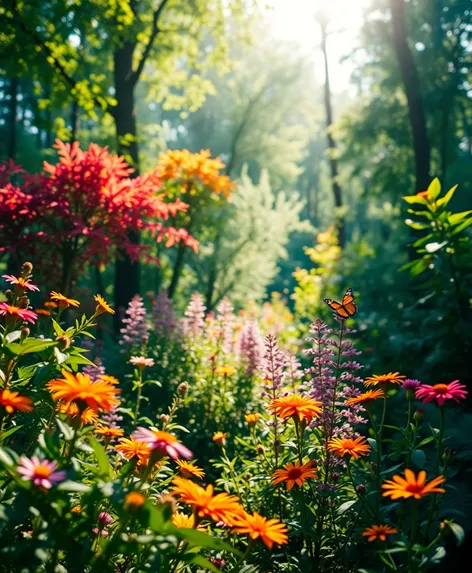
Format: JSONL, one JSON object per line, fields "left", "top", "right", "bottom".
{"left": 323, "top": 288, "right": 358, "bottom": 319}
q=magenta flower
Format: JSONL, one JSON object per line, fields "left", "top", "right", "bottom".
{"left": 402, "top": 379, "right": 421, "bottom": 391}
{"left": 0, "top": 303, "right": 38, "bottom": 324}
{"left": 2, "top": 274, "right": 40, "bottom": 292}
{"left": 92, "top": 527, "right": 109, "bottom": 537}
{"left": 132, "top": 427, "right": 193, "bottom": 460}
{"left": 416, "top": 380, "right": 467, "bottom": 406}
{"left": 98, "top": 512, "right": 113, "bottom": 526}
{"left": 17, "top": 456, "right": 66, "bottom": 489}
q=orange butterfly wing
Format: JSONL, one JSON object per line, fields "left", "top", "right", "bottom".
{"left": 324, "top": 288, "right": 357, "bottom": 318}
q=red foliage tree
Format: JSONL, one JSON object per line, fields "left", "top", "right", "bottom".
{"left": 0, "top": 141, "right": 198, "bottom": 294}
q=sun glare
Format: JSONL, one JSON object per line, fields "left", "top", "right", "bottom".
{"left": 267, "top": 0, "right": 371, "bottom": 91}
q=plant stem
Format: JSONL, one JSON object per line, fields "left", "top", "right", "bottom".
{"left": 407, "top": 502, "right": 419, "bottom": 573}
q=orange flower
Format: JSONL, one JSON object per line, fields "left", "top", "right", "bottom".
{"left": 232, "top": 511, "right": 288, "bottom": 549}
{"left": 245, "top": 413, "right": 260, "bottom": 424}
{"left": 124, "top": 492, "right": 146, "bottom": 510}
{"left": 212, "top": 432, "right": 227, "bottom": 446}
{"left": 176, "top": 460, "right": 205, "bottom": 479}
{"left": 50, "top": 291, "right": 80, "bottom": 308}
{"left": 57, "top": 402, "right": 99, "bottom": 425}
{"left": 269, "top": 395, "right": 322, "bottom": 424}
{"left": 44, "top": 301, "right": 58, "bottom": 308}
{"left": 0, "top": 389, "right": 33, "bottom": 414}
{"left": 215, "top": 365, "right": 236, "bottom": 376}
{"left": 115, "top": 437, "right": 151, "bottom": 466}
{"left": 382, "top": 469, "right": 445, "bottom": 500}
{"left": 364, "top": 372, "right": 406, "bottom": 388}
{"left": 272, "top": 460, "right": 317, "bottom": 490}
{"left": 171, "top": 476, "right": 244, "bottom": 525}
{"left": 362, "top": 524, "right": 398, "bottom": 542}
{"left": 47, "top": 370, "right": 120, "bottom": 412}
{"left": 94, "top": 294, "right": 115, "bottom": 315}
{"left": 94, "top": 425, "right": 124, "bottom": 439}
{"left": 35, "top": 309, "right": 51, "bottom": 317}
{"left": 328, "top": 437, "right": 371, "bottom": 459}
{"left": 345, "top": 389, "right": 385, "bottom": 407}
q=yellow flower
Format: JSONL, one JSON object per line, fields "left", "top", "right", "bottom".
{"left": 50, "top": 291, "right": 80, "bottom": 308}
{"left": 172, "top": 511, "right": 206, "bottom": 531}
{"left": 245, "top": 413, "right": 260, "bottom": 424}
{"left": 215, "top": 365, "right": 237, "bottom": 376}
{"left": 381, "top": 469, "right": 445, "bottom": 500}
{"left": 94, "top": 294, "right": 115, "bottom": 315}
{"left": 176, "top": 460, "right": 205, "bottom": 479}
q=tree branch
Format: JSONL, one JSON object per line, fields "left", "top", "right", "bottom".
{"left": 2, "top": 8, "right": 116, "bottom": 120}
{"left": 132, "top": 0, "right": 170, "bottom": 86}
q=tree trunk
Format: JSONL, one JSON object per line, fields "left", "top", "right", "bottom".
{"left": 8, "top": 76, "right": 18, "bottom": 160}
{"left": 320, "top": 21, "right": 345, "bottom": 248}
{"left": 71, "top": 100, "right": 80, "bottom": 142}
{"left": 204, "top": 232, "right": 222, "bottom": 309}
{"left": 389, "top": 0, "right": 431, "bottom": 192}
{"left": 112, "top": 41, "right": 141, "bottom": 328}
{"left": 167, "top": 242, "right": 186, "bottom": 300}
{"left": 45, "top": 83, "right": 53, "bottom": 148}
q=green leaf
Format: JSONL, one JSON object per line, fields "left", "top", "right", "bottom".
{"left": 171, "top": 527, "right": 241, "bottom": 555}
{"left": 0, "top": 425, "right": 23, "bottom": 442}
{"left": 448, "top": 522, "right": 465, "bottom": 546}
{"left": 337, "top": 500, "right": 357, "bottom": 514}
{"left": 411, "top": 450, "right": 426, "bottom": 469}
{"left": 5, "top": 331, "right": 21, "bottom": 344}
{"left": 57, "top": 480, "right": 91, "bottom": 493}
{"left": 448, "top": 210, "right": 472, "bottom": 226}
{"left": 4, "top": 338, "right": 56, "bottom": 355}
{"left": 416, "top": 436, "right": 436, "bottom": 448}
{"left": 56, "top": 418, "right": 74, "bottom": 441}
{"left": 51, "top": 319, "right": 65, "bottom": 336}
{"left": 179, "top": 555, "right": 222, "bottom": 572}
{"left": 427, "top": 178, "right": 441, "bottom": 200}
{"left": 451, "top": 218, "right": 472, "bottom": 235}
{"left": 0, "top": 447, "right": 14, "bottom": 466}
{"left": 437, "top": 184, "right": 458, "bottom": 208}
{"left": 403, "top": 194, "right": 428, "bottom": 206}
{"left": 405, "top": 220, "right": 429, "bottom": 231}
{"left": 88, "top": 437, "right": 110, "bottom": 477}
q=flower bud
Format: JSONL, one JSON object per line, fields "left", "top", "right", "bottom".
{"left": 56, "top": 335, "right": 72, "bottom": 351}
{"left": 177, "top": 382, "right": 189, "bottom": 396}
{"left": 356, "top": 484, "right": 367, "bottom": 496}
{"left": 160, "top": 414, "right": 169, "bottom": 424}
{"left": 21, "top": 262, "right": 33, "bottom": 276}
{"left": 442, "top": 448, "right": 455, "bottom": 465}
{"left": 256, "top": 444, "right": 264, "bottom": 454}
{"left": 21, "top": 327, "right": 30, "bottom": 340}
{"left": 5, "top": 289, "right": 12, "bottom": 302}
{"left": 413, "top": 409, "right": 424, "bottom": 423}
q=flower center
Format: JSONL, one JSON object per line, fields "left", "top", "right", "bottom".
{"left": 433, "top": 384, "right": 449, "bottom": 394}
{"left": 287, "top": 468, "right": 302, "bottom": 480}
{"left": 34, "top": 465, "right": 52, "bottom": 479}
{"left": 405, "top": 483, "right": 424, "bottom": 494}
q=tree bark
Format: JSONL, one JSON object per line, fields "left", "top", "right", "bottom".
{"left": 389, "top": 0, "right": 431, "bottom": 192}
{"left": 320, "top": 20, "right": 345, "bottom": 248}
{"left": 112, "top": 40, "right": 141, "bottom": 327}
{"left": 8, "top": 76, "right": 18, "bottom": 160}
{"left": 71, "top": 100, "right": 79, "bottom": 142}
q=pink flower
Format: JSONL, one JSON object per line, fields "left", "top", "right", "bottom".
{"left": 92, "top": 528, "right": 109, "bottom": 537}
{"left": 17, "top": 456, "right": 66, "bottom": 489}
{"left": 0, "top": 303, "right": 38, "bottom": 324}
{"left": 98, "top": 512, "right": 113, "bottom": 526}
{"left": 2, "top": 274, "right": 40, "bottom": 292}
{"left": 402, "top": 379, "right": 421, "bottom": 391}
{"left": 132, "top": 427, "right": 193, "bottom": 460}
{"left": 416, "top": 381, "right": 467, "bottom": 406}
{"left": 129, "top": 356, "right": 155, "bottom": 368}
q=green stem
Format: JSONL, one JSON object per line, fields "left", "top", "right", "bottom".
{"left": 346, "top": 458, "right": 375, "bottom": 519}
{"left": 435, "top": 407, "right": 445, "bottom": 477}
{"left": 134, "top": 371, "right": 143, "bottom": 424}
{"left": 228, "top": 539, "right": 255, "bottom": 573}
{"left": 407, "top": 502, "right": 419, "bottom": 573}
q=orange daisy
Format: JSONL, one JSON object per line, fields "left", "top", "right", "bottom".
{"left": 35, "top": 309, "right": 51, "bottom": 317}
{"left": 362, "top": 524, "right": 398, "bottom": 542}
{"left": 364, "top": 372, "right": 406, "bottom": 388}
{"left": 0, "top": 389, "right": 33, "bottom": 414}
{"left": 272, "top": 460, "right": 317, "bottom": 490}
{"left": 328, "top": 437, "right": 371, "bottom": 460}
{"left": 212, "top": 432, "right": 227, "bottom": 445}
{"left": 57, "top": 402, "right": 99, "bottom": 425}
{"left": 124, "top": 492, "right": 146, "bottom": 510}
{"left": 94, "top": 294, "right": 115, "bottom": 315}
{"left": 232, "top": 511, "right": 288, "bottom": 549}
{"left": 171, "top": 476, "right": 244, "bottom": 526}
{"left": 345, "top": 389, "right": 385, "bottom": 407}
{"left": 47, "top": 370, "right": 120, "bottom": 412}
{"left": 44, "top": 301, "right": 58, "bottom": 308}
{"left": 50, "top": 292, "right": 80, "bottom": 308}
{"left": 269, "top": 395, "right": 322, "bottom": 424}
{"left": 176, "top": 460, "right": 205, "bottom": 479}
{"left": 115, "top": 437, "right": 151, "bottom": 466}
{"left": 94, "top": 426, "right": 124, "bottom": 439}
{"left": 381, "top": 469, "right": 446, "bottom": 500}
{"left": 245, "top": 413, "right": 260, "bottom": 424}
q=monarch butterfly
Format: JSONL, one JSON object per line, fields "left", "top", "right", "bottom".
{"left": 324, "top": 288, "right": 357, "bottom": 319}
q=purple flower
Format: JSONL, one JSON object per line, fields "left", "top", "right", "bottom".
{"left": 238, "top": 319, "right": 263, "bottom": 377}
{"left": 153, "top": 289, "right": 180, "bottom": 339}
{"left": 119, "top": 295, "right": 149, "bottom": 354}
{"left": 17, "top": 456, "right": 66, "bottom": 489}
{"left": 402, "top": 379, "right": 421, "bottom": 391}
{"left": 215, "top": 297, "right": 236, "bottom": 354}
{"left": 182, "top": 293, "right": 206, "bottom": 339}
